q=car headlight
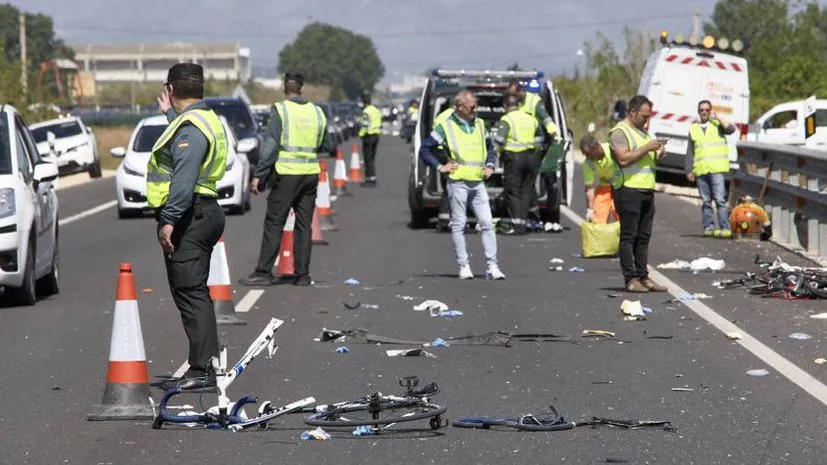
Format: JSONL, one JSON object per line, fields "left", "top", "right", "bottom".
{"left": 0, "top": 188, "right": 15, "bottom": 219}
{"left": 123, "top": 163, "right": 144, "bottom": 177}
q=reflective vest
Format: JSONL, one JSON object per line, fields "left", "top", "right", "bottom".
{"left": 434, "top": 108, "right": 454, "bottom": 127}
{"left": 689, "top": 122, "right": 730, "bottom": 175}
{"left": 583, "top": 143, "right": 616, "bottom": 187}
{"left": 500, "top": 110, "right": 538, "bottom": 153}
{"left": 609, "top": 120, "right": 656, "bottom": 190}
{"left": 359, "top": 104, "right": 382, "bottom": 136}
{"left": 274, "top": 100, "right": 325, "bottom": 175}
{"left": 520, "top": 92, "right": 541, "bottom": 117}
{"left": 146, "top": 108, "right": 227, "bottom": 208}
{"left": 441, "top": 117, "right": 487, "bottom": 181}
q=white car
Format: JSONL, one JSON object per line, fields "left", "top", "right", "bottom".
{"left": 110, "top": 114, "right": 252, "bottom": 219}
{"left": 29, "top": 116, "right": 102, "bottom": 178}
{"left": 0, "top": 105, "right": 60, "bottom": 306}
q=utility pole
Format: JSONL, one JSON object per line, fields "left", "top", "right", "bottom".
{"left": 20, "top": 12, "right": 28, "bottom": 97}
{"left": 690, "top": 6, "right": 701, "bottom": 40}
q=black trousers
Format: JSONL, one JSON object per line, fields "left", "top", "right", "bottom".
{"left": 361, "top": 135, "right": 380, "bottom": 179}
{"left": 160, "top": 197, "right": 225, "bottom": 372}
{"left": 502, "top": 151, "right": 541, "bottom": 227}
{"left": 614, "top": 187, "right": 655, "bottom": 283}
{"left": 255, "top": 173, "right": 318, "bottom": 277}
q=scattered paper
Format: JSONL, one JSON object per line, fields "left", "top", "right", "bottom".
{"left": 301, "top": 427, "right": 332, "bottom": 440}
{"left": 344, "top": 278, "right": 361, "bottom": 286}
{"left": 746, "top": 369, "right": 770, "bottom": 377}
{"left": 657, "top": 258, "right": 725, "bottom": 272}
{"left": 810, "top": 313, "right": 827, "bottom": 319}
{"left": 815, "top": 358, "right": 827, "bottom": 365}
{"left": 789, "top": 332, "right": 812, "bottom": 340}
{"left": 569, "top": 266, "right": 585, "bottom": 272}
{"left": 334, "top": 346, "right": 350, "bottom": 354}
{"left": 621, "top": 300, "right": 645, "bottom": 317}
{"left": 726, "top": 332, "right": 743, "bottom": 340}
{"left": 413, "top": 300, "right": 448, "bottom": 313}
{"left": 549, "top": 258, "right": 565, "bottom": 264}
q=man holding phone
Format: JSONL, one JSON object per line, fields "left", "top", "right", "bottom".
{"left": 685, "top": 100, "right": 736, "bottom": 238}
{"left": 608, "top": 95, "right": 668, "bottom": 293}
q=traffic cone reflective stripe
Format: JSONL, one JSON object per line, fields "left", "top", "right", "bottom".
{"left": 333, "top": 148, "right": 351, "bottom": 197}
{"left": 349, "top": 143, "right": 362, "bottom": 182}
{"left": 207, "top": 237, "right": 246, "bottom": 326}
{"left": 312, "top": 207, "right": 328, "bottom": 245}
{"left": 316, "top": 164, "right": 339, "bottom": 232}
{"left": 88, "top": 263, "right": 153, "bottom": 420}
{"left": 276, "top": 209, "right": 296, "bottom": 277}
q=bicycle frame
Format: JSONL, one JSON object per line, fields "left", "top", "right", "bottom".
{"left": 153, "top": 318, "right": 316, "bottom": 430}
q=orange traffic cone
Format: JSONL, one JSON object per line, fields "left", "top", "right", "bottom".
{"left": 348, "top": 143, "right": 362, "bottom": 183}
{"left": 208, "top": 237, "right": 246, "bottom": 326}
{"left": 275, "top": 209, "right": 296, "bottom": 278}
{"left": 333, "top": 148, "right": 352, "bottom": 197}
{"left": 312, "top": 207, "right": 329, "bottom": 245}
{"left": 316, "top": 164, "right": 339, "bottom": 232}
{"left": 88, "top": 263, "right": 153, "bottom": 420}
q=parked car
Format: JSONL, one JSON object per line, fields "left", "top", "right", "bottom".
{"left": 30, "top": 115, "right": 102, "bottom": 178}
{"left": 203, "top": 97, "right": 261, "bottom": 174}
{"left": 0, "top": 104, "right": 60, "bottom": 305}
{"left": 746, "top": 96, "right": 827, "bottom": 149}
{"left": 110, "top": 114, "right": 251, "bottom": 219}
{"left": 315, "top": 102, "right": 346, "bottom": 157}
{"left": 334, "top": 102, "right": 358, "bottom": 139}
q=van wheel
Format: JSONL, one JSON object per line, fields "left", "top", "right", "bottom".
{"left": 88, "top": 158, "right": 102, "bottom": 178}
{"left": 410, "top": 208, "right": 430, "bottom": 229}
{"left": 37, "top": 239, "right": 59, "bottom": 296}
{"left": 5, "top": 241, "right": 36, "bottom": 306}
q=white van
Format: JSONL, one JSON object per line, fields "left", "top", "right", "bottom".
{"left": 747, "top": 97, "right": 827, "bottom": 149}
{"left": 637, "top": 43, "right": 750, "bottom": 175}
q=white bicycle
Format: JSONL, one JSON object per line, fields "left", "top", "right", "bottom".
{"left": 152, "top": 318, "right": 315, "bottom": 431}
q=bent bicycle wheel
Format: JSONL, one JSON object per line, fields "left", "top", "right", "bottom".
{"left": 305, "top": 399, "right": 447, "bottom": 428}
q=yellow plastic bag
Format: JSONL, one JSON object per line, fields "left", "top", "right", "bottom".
{"left": 581, "top": 221, "right": 620, "bottom": 258}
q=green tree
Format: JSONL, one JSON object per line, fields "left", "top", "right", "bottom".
{"left": 0, "top": 4, "right": 74, "bottom": 80}
{"left": 278, "top": 22, "right": 384, "bottom": 100}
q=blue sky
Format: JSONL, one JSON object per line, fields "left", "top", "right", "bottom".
{"left": 18, "top": 0, "right": 826, "bottom": 83}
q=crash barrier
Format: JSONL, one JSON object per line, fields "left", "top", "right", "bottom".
{"left": 731, "top": 142, "right": 827, "bottom": 259}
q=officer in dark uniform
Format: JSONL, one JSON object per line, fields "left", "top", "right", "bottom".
{"left": 239, "top": 72, "right": 332, "bottom": 287}
{"left": 148, "top": 63, "right": 227, "bottom": 391}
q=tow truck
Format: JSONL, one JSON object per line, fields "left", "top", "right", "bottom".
{"left": 408, "top": 69, "right": 573, "bottom": 229}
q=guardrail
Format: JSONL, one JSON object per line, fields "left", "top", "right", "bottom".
{"left": 732, "top": 141, "right": 827, "bottom": 261}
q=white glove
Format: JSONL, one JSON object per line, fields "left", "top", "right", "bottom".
{"left": 585, "top": 208, "right": 595, "bottom": 222}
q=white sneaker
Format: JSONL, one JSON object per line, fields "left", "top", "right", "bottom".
{"left": 545, "top": 222, "right": 563, "bottom": 233}
{"left": 486, "top": 264, "right": 506, "bottom": 280}
{"left": 458, "top": 265, "right": 474, "bottom": 280}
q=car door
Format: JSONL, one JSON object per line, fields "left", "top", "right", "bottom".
{"left": 15, "top": 116, "right": 55, "bottom": 273}
{"left": 760, "top": 108, "right": 802, "bottom": 144}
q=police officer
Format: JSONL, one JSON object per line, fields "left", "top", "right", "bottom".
{"left": 358, "top": 93, "right": 382, "bottom": 186}
{"left": 506, "top": 80, "right": 562, "bottom": 232}
{"left": 149, "top": 63, "right": 227, "bottom": 390}
{"left": 493, "top": 94, "right": 544, "bottom": 235}
{"left": 685, "top": 100, "right": 735, "bottom": 238}
{"left": 419, "top": 90, "right": 506, "bottom": 280}
{"left": 608, "top": 95, "right": 668, "bottom": 293}
{"left": 240, "top": 72, "right": 331, "bottom": 287}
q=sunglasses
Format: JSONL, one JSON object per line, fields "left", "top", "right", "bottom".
{"left": 699, "top": 109, "right": 711, "bottom": 113}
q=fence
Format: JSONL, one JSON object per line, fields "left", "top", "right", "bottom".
{"left": 731, "top": 141, "right": 827, "bottom": 261}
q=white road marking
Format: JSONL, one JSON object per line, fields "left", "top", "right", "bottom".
{"left": 59, "top": 200, "right": 118, "bottom": 226}
{"left": 560, "top": 205, "right": 827, "bottom": 407}
{"left": 171, "top": 289, "right": 265, "bottom": 377}
{"left": 235, "top": 289, "right": 264, "bottom": 313}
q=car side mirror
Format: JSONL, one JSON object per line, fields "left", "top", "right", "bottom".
{"left": 33, "top": 161, "right": 59, "bottom": 184}
{"left": 47, "top": 131, "right": 57, "bottom": 148}
{"left": 86, "top": 127, "right": 93, "bottom": 134}
{"left": 110, "top": 147, "right": 126, "bottom": 158}
{"left": 236, "top": 137, "right": 259, "bottom": 154}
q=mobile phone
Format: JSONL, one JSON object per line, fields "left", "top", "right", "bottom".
{"left": 657, "top": 137, "right": 669, "bottom": 144}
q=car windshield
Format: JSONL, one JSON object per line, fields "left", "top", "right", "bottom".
{"left": 31, "top": 120, "right": 83, "bottom": 142}
{"left": 206, "top": 102, "right": 254, "bottom": 135}
{"left": 132, "top": 125, "right": 167, "bottom": 152}
{"left": 0, "top": 115, "right": 11, "bottom": 175}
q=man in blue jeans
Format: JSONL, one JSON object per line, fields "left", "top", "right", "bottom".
{"left": 685, "top": 100, "right": 736, "bottom": 238}
{"left": 418, "top": 90, "right": 505, "bottom": 280}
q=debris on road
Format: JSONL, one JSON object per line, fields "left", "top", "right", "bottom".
{"left": 344, "top": 278, "right": 361, "bottom": 286}
{"left": 621, "top": 300, "right": 649, "bottom": 320}
{"left": 667, "top": 292, "right": 713, "bottom": 303}
{"left": 301, "top": 427, "right": 332, "bottom": 440}
{"left": 386, "top": 348, "right": 437, "bottom": 358}
{"left": 396, "top": 294, "right": 416, "bottom": 301}
{"left": 582, "top": 330, "right": 615, "bottom": 338}
{"left": 316, "top": 328, "right": 570, "bottom": 347}
{"left": 569, "top": 266, "right": 585, "bottom": 272}
{"left": 413, "top": 300, "right": 448, "bottom": 313}
{"left": 726, "top": 332, "right": 743, "bottom": 340}
{"left": 789, "top": 332, "right": 812, "bottom": 340}
{"left": 550, "top": 266, "right": 563, "bottom": 271}
{"left": 430, "top": 338, "right": 449, "bottom": 348}
{"left": 352, "top": 425, "right": 375, "bottom": 436}
{"left": 671, "top": 387, "right": 694, "bottom": 392}
{"left": 431, "top": 308, "right": 463, "bottom": 318}
{"left": 343, "top": 301, "right": 361, "bottom": 310}
{"left": 810, "top": 313, "right": 827, "bottom": 319}
{"left": 550, "top": 258, "right": 565, "bottom": 264}
{"left": 334, "top": 346, "right": 350, "bottom": 354}
{"left": 746, "top": 369, "right": 770, "bottom": 377}
{"left": 657, "top": 258, "right": 725, "bottom": 272}
{"left": 815, "top": 358, "right": 827, "bottom": 365}
{"left": 142, "top": 288, "right": 153, "bottom": 294}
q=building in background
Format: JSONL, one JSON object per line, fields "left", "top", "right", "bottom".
{"left": 72, "top": 42, "right": 252, "bottom": 83}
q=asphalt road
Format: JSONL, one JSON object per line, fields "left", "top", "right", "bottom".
{"left": 1, "top": 137, "right": 825, "bottom": 465}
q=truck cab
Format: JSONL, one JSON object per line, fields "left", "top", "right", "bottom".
{"left": 747, "top": 97, "right": 827, "bottom": 149}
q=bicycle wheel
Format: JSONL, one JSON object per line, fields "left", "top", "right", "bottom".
{"left": 305, "top": 398, "right": 447, "bottom": 428}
